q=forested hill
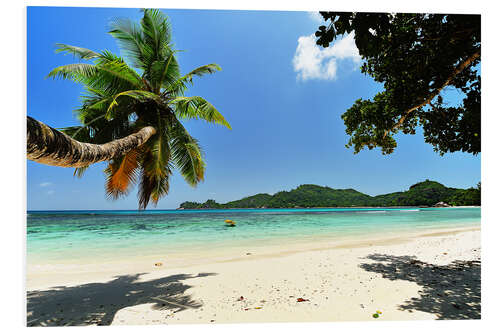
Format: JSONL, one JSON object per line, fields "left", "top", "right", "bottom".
{"left": 178, "top": 180, "right": 480, "bottom": 209}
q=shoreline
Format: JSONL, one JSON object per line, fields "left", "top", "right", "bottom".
{"left": 176, "top": 206, "right": 481, "bottom": 211}
{"left": 27, "top": 225, "right": 481, "bottom": 325}
{"left": 27, "top": 205, "right": 481, "bottom": 213}
{"left": 27, "top": 223, "right": 480, "bottom": 269}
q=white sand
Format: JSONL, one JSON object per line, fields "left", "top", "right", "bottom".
{"left": 26, "top": 226, "right": 481, "bottom": 326}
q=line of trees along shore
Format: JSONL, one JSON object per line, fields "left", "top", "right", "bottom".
{"left": 179, "top": 180, "right": 481, "bottom": 209}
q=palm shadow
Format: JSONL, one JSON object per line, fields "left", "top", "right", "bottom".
{"left": 27, "top": 272, "right": 217, "bottom": 326}
{"left": 359, "top": 254, "right": 480, "bottom": 319}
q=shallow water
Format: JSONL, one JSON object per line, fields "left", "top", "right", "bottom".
{"left": 27, "top": 207, "right": 480, "bottom": 262}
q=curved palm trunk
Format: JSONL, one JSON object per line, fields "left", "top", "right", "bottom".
{"left": 27, "top": 116, "right": 156, "bottom": 168}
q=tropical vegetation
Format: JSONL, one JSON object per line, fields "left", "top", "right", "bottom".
{"left": 42, "top": 9, "right": 230, "bottom": 209}
{"left": 314, "top": 13, "right": 480, "bottom": 155}
{"left": 179, "top": 180, "right": 481, "bottom": 209}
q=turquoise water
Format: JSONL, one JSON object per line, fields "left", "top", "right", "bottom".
{"left": 27, "top": 207, "right": 480, "bottom": 262}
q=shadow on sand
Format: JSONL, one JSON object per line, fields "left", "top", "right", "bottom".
{"left": 27, "top": 272, "right": 217, "bottom": 326}
{"left": 359, "top": 254, "right": 480, "bottom": 319}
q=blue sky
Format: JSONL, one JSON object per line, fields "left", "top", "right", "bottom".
{"left": 27, "top": 7, "right": 481, "bottom": 210}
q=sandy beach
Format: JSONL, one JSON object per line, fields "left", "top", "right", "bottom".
{"left": 26, "top": 225, "right": 480, "bottom": 326}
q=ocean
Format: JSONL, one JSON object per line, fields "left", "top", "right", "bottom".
{"left": 26, "top": 207, "right": 480, "bottom": 264}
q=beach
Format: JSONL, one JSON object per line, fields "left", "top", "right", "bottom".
{"left": 27, "top": 223, "right": 481, "bottom": 326}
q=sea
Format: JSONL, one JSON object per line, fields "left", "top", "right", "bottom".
{"left": 26, "top": 207, "right": 480, "bottom": 264}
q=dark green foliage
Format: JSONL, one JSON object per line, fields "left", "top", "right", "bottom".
{"left": 448, "top": 182, "right": 481, "bottom": 206}
{"left": 371, "top": 180, "right": 459, "bottom": 206}
{"left": 263, "top": 185, "right": 372, "bottom": 208}
{"left": 179, "top": 201, "right": 203, "bottom": 209}
{"left": 314, "top": 12, "right": 480, "bottom": 155}
{"left": 178, "top": 180, "right": 480, "bottom": 209}
{"left": 224, "top": 194, "right": 273, "bottom": 208}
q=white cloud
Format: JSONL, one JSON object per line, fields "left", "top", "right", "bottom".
{"left": 308, "top": 11, "right": 323, "bottom": 23}
{"left": 47, "top": 190, "right": 55, "bottom": 195}
{"left": 292, "top": 33, "right": 361, "bottom": 81}
{"left": 39, "top": 182, "right": 53, "bottom": 187}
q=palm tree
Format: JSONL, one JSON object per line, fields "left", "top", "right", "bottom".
{"left": 27, "top": 116, "right": 157, "bottom": 168}
{"left": 40, "top": 9, "right": 231, "bottom": 209}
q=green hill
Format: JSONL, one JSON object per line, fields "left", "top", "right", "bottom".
{"left": 178, "top": 180, "right": 480, "bottom": 209}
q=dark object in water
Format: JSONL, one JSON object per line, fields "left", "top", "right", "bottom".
{"left": 133, "top": 224, "right": 147, "bottom": 230}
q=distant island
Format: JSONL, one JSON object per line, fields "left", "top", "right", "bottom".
{"left": 179, "top": 180, "right": 481, "bottom": 209}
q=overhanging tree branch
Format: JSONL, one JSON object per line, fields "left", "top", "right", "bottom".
{"left": 384, "top": 50, "right": 480, "bottom": 138}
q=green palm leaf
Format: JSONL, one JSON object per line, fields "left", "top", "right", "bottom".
{"left": 148, "top": 51, "right": 180, "bottom": 93}
{"left": 166, "top": 64, "right": 220, "bottom": 96}
{"left": 138, "top": 135, "right": 173, "bottom": 209}
{"left": 140, "top": 9, "right": 172, "bottom": 61}
{"left": 55, "top": 43, "right": 101, "bottom": 60}
{"left": 47, "top": 60, "right": 143, "bottom": 94}
{"left": 138, "top": 166, "right": 171, "bottom": 209}
{"left": 73, "top": 166, "right": 89, "bottom": 178}
{"left": 171, "top": 96, "right": 231, "bottom": 129}
{"left": 47, "top": 63, "right": 97, "bottom": 81}
{"left": 106, "top": 90, "right": 162, "bottom": 119}
{"left": 181, "top": 64, "right": 221, "bottom": 84}
{"left": 168, "top": 118, "right": 205, "bottom": 186}
{"left": 108, "top": 17, "right": 147, "bottom": 69}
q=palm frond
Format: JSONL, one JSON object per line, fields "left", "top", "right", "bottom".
{"left": 181, "top": 64, "right": 221, "bottom": 84}
{"left": 170, "top": 96, "right": 231, "bottom": 129}
{"left": 165, "top": 63, "right": 219, "bottom": 96}
{"left": 73, "top": 166, "right": 89, "bottom": 178}
{"left": 83, "top": 96, "right": 114, "bottom": 113}
{"left": 60, "top": 125, "right": 92, "bottom": 142}
{"left": 55, "top": 43, "right": 101, "bottom": 60}
{"left": 167, "top": 118, "right": 205, "bottom": 186}
{"left": 47, "top": 63, "right": 97, "bottom": 81}
{"left": 93, "top": 116, "right": 138, "bottom": 144}
{"left": 143, "top": 129, "right": 170, "bottom": 177}
{"left": 77, "top": 88, "right": 121, "bottom": 125}
{"left": 105, "top": 148, "right": 140, "bottom": 199}
{"left": 109, "top": 17, "right": 147, "bottom": 69}
{"left": 47, "top": 60, "right": 143, "bottom": 95}
{"left": 140, "top": 9, "right": 172, "bottom": 61}
{"left": 106, "top": 90, "right": 162, "bottom": 119}
{"left": 93, "top": 60, "right": 143, "bottom": 92}
{"left": 96, "top": 50, "right": 126, "bottom": 63}
{"left": 137, "top": 143, "right": 173, "bottom": 209}
{"left": 137, "top": 167, "right": 171, "bottom": 209}
{"left": 147, "top": 51, "right": 180, "bottom": 93}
